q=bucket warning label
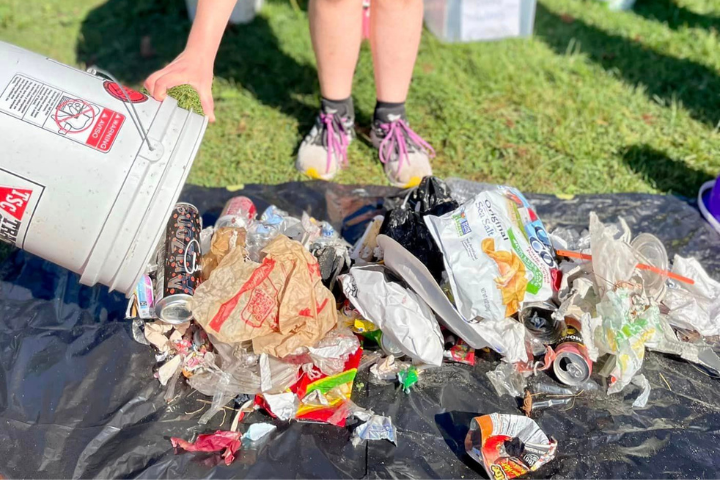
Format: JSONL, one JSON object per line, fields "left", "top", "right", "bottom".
{"left": 0, "top": 169, "right": 44, "bottom": 248}
{"left": 0, "top": 74, "right": 125, "bottom": 153}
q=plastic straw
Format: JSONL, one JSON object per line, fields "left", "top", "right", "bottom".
{"left": 555, "top": 249, "right": 695, "bottom": 286}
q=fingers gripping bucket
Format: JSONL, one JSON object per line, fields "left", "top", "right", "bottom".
{"left": 0, "top": 41, "right": 208, "bottom": 295}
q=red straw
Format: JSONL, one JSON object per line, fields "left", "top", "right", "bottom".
{"left": 555, "top": 249, "right": 695, "bottom": 286}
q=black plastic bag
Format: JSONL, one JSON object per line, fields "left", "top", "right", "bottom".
{"left": 380, "top": 177, "right": 458, "bottom": 282}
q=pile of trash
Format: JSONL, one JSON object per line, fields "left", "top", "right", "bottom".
{"left": 126, "top": 177, "right": 720, "bottom": 473}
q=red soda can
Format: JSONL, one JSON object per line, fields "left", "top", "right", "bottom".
{"left": 215, "top": 196, "right": 257, "bottom": 229}
{"left": 553, "top": 317, "right": 592, "bottom": 386}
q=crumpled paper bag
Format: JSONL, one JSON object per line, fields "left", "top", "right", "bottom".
{"left": 193, "top": 235, "right": 337, "bottom": 357}
{"left": 202, "top": 227, "right": 247, "bottom": 281}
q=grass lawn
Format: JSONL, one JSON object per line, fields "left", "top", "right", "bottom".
{"left": 1, "top": 0, "right": 719, "bottom": 197}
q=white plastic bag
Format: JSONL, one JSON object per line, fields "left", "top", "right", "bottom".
{"left": 340, "top": 266, "right": 444, "bottom": 366}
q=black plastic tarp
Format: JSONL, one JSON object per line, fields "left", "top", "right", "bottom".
{"left": 1, "top": 180, "right": 720, "bottom": 479}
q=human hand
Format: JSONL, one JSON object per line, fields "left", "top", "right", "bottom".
{"left": 144, "top": 50, "right": 216, "bottom": 122}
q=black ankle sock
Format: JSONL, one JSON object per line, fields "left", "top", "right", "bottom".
{"left": 321, "top": 96, "right": 354, "bottom": 121}
{"left": 374, "top": 101, "right": 406, "bottom": 123}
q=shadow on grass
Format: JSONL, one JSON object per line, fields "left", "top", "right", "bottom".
{"left": 633, "top": 0, "right": 720, "bottom": 32}
{"left": 76, "top": 0, "right": 322, "bottom": 134}
{"left": 534, "top": 2, "right": 720, "bottom": 127}
{"left": 622, "top": 144, "right": 714, "bottom": 194}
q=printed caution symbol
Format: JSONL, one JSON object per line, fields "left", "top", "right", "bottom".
{"left": 54, "top": 99, "right": 97, "bottom": 135}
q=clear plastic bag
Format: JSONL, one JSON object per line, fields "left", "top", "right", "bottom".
{"left": 486, "top": 362, "right": 527, "bottom": 397}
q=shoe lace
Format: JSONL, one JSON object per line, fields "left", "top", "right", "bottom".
{"left": 378, "top": 119, "right": 435, "bottom": 174}
{"left": 320, "top": 112, "right": 350, "bottom": 174}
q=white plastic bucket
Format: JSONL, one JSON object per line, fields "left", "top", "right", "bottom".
{"left": 0, "top": 41, "right": 208, "bottom": 296}
{"left": 185, "top": 0, "right": 264, "bottom": 25}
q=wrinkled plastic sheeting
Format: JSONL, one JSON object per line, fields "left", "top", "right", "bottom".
{"left": 2, "top": 180, "right": 720, "bottom": 478}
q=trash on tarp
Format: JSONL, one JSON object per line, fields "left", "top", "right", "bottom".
{"left": 487, "top": 362, "right": 527, "bottom": 397}
{"left": 340, "top": 265, "right": 444, "bottom": 366}
{"left": 631, "top": 374, "right": 651, "bottom": 408}
{"left": 444, "top": 337, "right": 476, "bottom": 365}
{"left": 465, "top": 413, "right": 558, "bottom": 479}
{"left": 380, "top": 176, "right": 458, "bottom": 283}
{"left": 114, "top": 176, "right": 720, "bottom": 474}
{"left": 596, "top": 287, "right": 661, "bottom": 394}
{"left": 170, "top": 430, "right": 243, "bottom": 466}
{"left": 351, "top": 215, "right": 385, "bottom": 265}
{"left": 522, "top": 391, "right": 572, "bottom": 415}
{"left": 553, "top": 317, "right": 593, "bottom": 386}
{"left": 664, "top": 255, "right": 720, "bottom": 337}
{"left": 351, "top": 414, "right": 398, "bottom": 447}
{"left": 242, "top": 423, "right": 277, "bottom": 442}
{"left": 201, "top": 226, "right": 247, "bottom": 281}
{"left": 425, "top": 186, "right": 557, "bottom": 323}
{"left": 369, "top": 355, "right": 407, "bottom": 383}
{"left": 398, "top": 365, "right": 419, "bottom": 393}
{"left": 262, "top": 392, "right": 298, "bottom": 421}
{"left": 192, "top": 235, "right": 337, "bottom": 358}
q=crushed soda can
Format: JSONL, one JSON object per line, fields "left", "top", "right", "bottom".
{"left": 553, "top": 317, "right": 592, "bottom": 386}
{"left": 465, "top": 413, "right": 557, "bottom": 479}
{"left": 351, "top": 415, "right": 397, "bottom": 447}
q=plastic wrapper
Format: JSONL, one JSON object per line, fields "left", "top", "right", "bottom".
{"left": 379, "top": 177, "right": 458, "bottom": 283}
{"left": 201, "top": 227, "right": 247, "bottom": 282}
{"left": 243, "top": 423, "right": 276, "bottom": 442}
{"left": 351, "top": 415, "right": 397, "bottom": 447}
{"left": 340, "top": 265, "right": 444, "bottom": 366}
{"left": 444, "top": 339, "right": 476, "bottom": 365}
{"left": 170, "top": 430, "right": 242, "bottom": 466}
{"left": 192, "top": 235, "right": 337, "bottom": 358}
{"left": 263, "top": 392, "right": 298, "bottom": 421}
{"left": 424, "top": 186, "right": 556, "bottom": 322}
{"left": 631, "top": 374, "right": 651, "bottom": 408}
{"left": 307, "top": 327, "right": 361, "bottom": 376}
{"left": 664, "top": 255, "right": 720, "bottom": 337}
{"left": 595, "top": 287, "right": 662, "bottom": 394}
{"left": 292, "top": 347, "right": 363, "bottom": 426}
{"left": 487, "top": 362, "right": 527, "bottom": 397}
{"left": 465, "top": 414, "right": 558, "bottom": 479}
{"left": 588, "top": 213, "right": 639, "bottom": 298}
{"left": 398, "top": 365, "right": 419, "bottom": 393}
{"left": 646, "top": 315, "right": 720, "bottom": 374}
{"left": 369, "top": 355, "right": 406, "bottom": 383}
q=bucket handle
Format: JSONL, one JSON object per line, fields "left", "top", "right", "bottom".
{"left": 87, "top": 67, "right": 155, "bottom": 152}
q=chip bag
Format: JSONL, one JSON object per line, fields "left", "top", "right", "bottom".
{"left": 465, "top": 414, "right": 557, "bottom": 479}
{"left": 425, "top": 187, "right": 557, "bottom": 322}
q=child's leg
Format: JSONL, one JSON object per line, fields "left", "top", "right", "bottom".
{"left": 309, "top": 0, "right": 364, "bottom": 100}
{"left": 369, "top": 0, "right": 433, "bottom": 188}
{"left": 370, "top": 0, "right": 423, "bottom": 103}
{"left": 297, "top": 0, "right": 364, "bottom": 180}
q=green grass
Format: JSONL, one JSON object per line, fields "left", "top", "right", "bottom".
{"left": 1, "top": 0, "right": 719, "bottom": 196}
